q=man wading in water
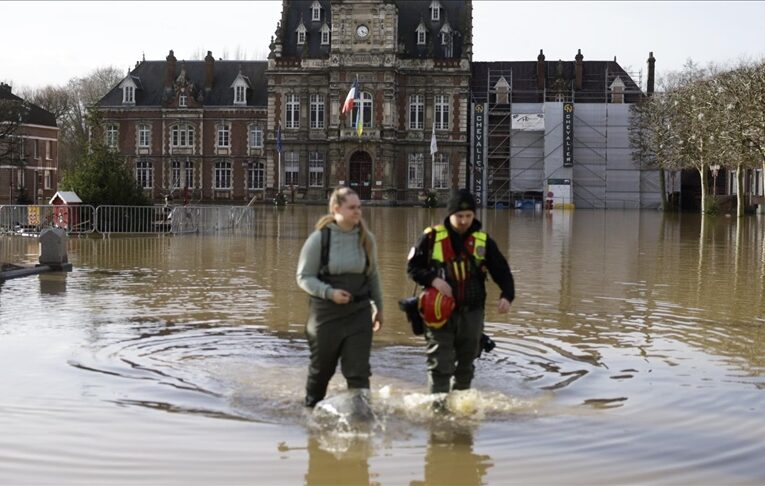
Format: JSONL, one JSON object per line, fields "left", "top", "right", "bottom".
{"left": 296, "top": 187, "right": 383, "bottom": 408}
{"left": 407, "top": 189, "right": 514, "bottom": 409}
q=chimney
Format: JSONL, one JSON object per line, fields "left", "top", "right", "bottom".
{"left": 0, "top": 82, "right": 11, "bottom": 93}
{"left": 647, "top": 52, "right": 656, "bottom": 96}
{"left": 205, "top": 51, "right": 215, "bottom": 91}
{"left": 536, "top": 49, "right": 546, "bottom": 90}
{"left": 575, "top": 49, "right": 584, "bottom": 90}
{"left": 165, "top": 50, "right": 177, "bottom": 90}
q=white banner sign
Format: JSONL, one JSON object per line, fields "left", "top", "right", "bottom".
{"left": 512, "top": 113, "right": 544, "bottom": 131}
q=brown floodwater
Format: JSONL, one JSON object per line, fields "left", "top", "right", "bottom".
{"left": 1, "top": 207, "right": 764, "bottom": 485}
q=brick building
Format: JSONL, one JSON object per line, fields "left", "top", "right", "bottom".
{"left": 0, "top": 83, "right": 59, "bottom": 205}
{"left": 96, "top": 0, "right": 657, "bottom": 207}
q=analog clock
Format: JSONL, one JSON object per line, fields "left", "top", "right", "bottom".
{"left": 356, "top": 25, "right": 369, "bottom": 38}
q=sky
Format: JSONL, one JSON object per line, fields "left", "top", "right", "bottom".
{"left": 2, "top": 1, "right": 764, "bottom": 91}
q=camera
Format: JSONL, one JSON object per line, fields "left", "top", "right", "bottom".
{"left": 480, "top": 333, "right": 496, "bottom": 354}
{"left": 398, "top": 296, "right": 424, "bottom": 335}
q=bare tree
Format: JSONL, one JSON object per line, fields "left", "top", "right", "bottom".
{"left": 0, "top": 85, "right": 30, "bottom": 163}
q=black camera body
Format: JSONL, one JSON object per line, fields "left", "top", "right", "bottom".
{"left": 398, "top": 296, "right": 424, "bottom": 335}
{"left": 480, "top": 333, "right": 496, "bottom": 354}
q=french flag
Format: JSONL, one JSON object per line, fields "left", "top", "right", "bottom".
{"left": 341, "top": 78, "right": 359, "bottom": 114}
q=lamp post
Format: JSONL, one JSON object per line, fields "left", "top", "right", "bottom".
{"left": 710, "top": 164, "right": 721, "bottom": 196}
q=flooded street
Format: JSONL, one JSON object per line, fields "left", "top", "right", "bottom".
{"left": 1, "top": 207, "right": 764, "bottom": 485}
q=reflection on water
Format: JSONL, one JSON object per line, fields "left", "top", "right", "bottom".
{"left": 1, "top": 208, "right": 765, "bottom": 484}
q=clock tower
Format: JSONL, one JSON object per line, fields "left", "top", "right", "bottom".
{"left": 267, "top": 0, "right": 472, "bottom": 202}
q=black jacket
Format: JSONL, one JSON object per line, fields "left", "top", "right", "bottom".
{"left": 406, "top": 217, "right": 515, "bottom": 305}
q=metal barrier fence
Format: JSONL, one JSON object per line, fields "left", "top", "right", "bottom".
{"left": 0, "top": 204, "right": 265, "bottom": 235}
{"left": 0, "top": 205, "right": 97, "bottom": 235}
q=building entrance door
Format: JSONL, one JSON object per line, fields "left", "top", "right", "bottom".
{"left": 349, "top": 151, "right": 372, "bottom": 200}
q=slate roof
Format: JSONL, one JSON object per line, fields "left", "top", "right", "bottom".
{"left": 278, "top": 0, "right": 468, "bottom": 60}
{"left": 97, "top": 60, "right": 268, "bottom": 107}
{"left": 471, "top": 60, "right": 644, "bottom": 104}
{"left": 0, "top": 84, "right": 58, "bottom": 127}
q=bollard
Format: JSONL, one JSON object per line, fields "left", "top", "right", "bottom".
{"left": 38, "top": 227, "right": 72, "bottom": 271}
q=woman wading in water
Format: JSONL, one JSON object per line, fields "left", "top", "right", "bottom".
{"left": 296, "top": 187, "right": 383, "bottom": 408}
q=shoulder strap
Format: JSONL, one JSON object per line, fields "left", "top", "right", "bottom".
{"left": 320, "top": 226, "right": 330, "bottom": 275}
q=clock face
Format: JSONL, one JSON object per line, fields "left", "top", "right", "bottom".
{"left": 356, "top": 25, "right": 369, "bottom": 38}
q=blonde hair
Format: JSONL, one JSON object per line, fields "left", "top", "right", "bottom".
{"left": 315, "top": 187, "right": 375, "bottom": 272}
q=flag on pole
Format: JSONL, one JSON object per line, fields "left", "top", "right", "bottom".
{"left": 356, "top": 100, "right": 364, "bottom": 137}
{"left": 430, "top": 119, "right": 438, "bottom": 156}
{"left": 341, "top": 78, "right": 359, "bottom": 114}
{"left": 276, "top": 124, "right": 283, "bottom": 153}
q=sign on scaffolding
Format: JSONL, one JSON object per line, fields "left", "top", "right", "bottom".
{"left": 563, "top": 102, "right": 574, "bottom": 167}
{"left": 511, "top": 113, "right": 544, "bottom": 131}
{"left": 471, "top": 102, "right": 488, "bottom": 208}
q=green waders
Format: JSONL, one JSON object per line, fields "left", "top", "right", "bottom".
{"left": 424, "top": 307, "right": 484, "bottom": 394}
{"left": 305, "top": 273, "right": 373, "bottom": 407}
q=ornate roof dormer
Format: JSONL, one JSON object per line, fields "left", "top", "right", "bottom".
{"left": 296, "top": 16, "right": 307, "bottom": 46}
{"left": 430, "top": 0, "right": 442, "bottom": 22}
{"left": 119, "top": 74, "right": 141, "bottom": 105}
{"left": 230, "top": 66, "right": 252, "bottom": 106}
{"left": 415, "top": 18, "right": 428, "bottom": 46}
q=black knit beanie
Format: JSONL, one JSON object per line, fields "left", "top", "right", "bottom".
{"left": 447, "top": 188, "right": 477, "bottom": 215}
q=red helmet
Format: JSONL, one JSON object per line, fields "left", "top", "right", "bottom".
{"left": 418, "top": 287, "right": 455, "bottom": 329}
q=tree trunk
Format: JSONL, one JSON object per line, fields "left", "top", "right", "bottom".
{"left": 736, "top": 166, "right": 745, "bottom": 218}
{"left": 699, "top": 166, "right": 707, "bottom": 214}
{"left": 659, "top": 169, "right": 668, "bottom": 210}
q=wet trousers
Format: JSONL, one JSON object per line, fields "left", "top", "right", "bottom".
{"left": 424, "top": 307, "right": 484, "bottom": 394}
{"left": 305, "top": 298, "right": 373, "bottom": 405}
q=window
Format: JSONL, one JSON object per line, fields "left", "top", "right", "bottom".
{"left": 285, "top": 152, "right": 299, "bottom": 186}
{"left": 171, "top": 160, "right": 182, "bottom": 190}
{"left": 297, "top": 28, "right": 306, "bottom": 45}
{"left": 248, "top": 161, "right": 265, "bottom": 190}
{"left": 179, "top": 94, "right": 187, "bottom": 107}
{"left": 441, "top": 32, "right": 449, "bottom": 45}
{"left": 16, "top": 168, "right": 25, "bottom": 189}
{"left": 45, "top": 140, "right": 51, "bottom": 160}
{"left": 416, "top": 27, "right": 427, "bottom": 45}
{"left": 217, "top": 124, "right": 230, "bottom": 147}
{"left": 351, "top": 92, "right": 373, "bottom": 129}
{"left": 234, "top": 85, "right": 246, "bottom": 104}
{"left": 44, "top": 170, "right": 52, "bottom": 190}
{"left": 286, "top": 94, "right": 300, "bottom": 129}
{"left": 309, "top": 152, "right": 324, "bottom": 187}
{"left": 311, "top": 1, "right": 321, "bottom": 21}
{"left": 431, "top": 1, "right": 441, "bottom": 21}
{"left": 321, "top": 25, "right": 331, "bottom": 45}
{"left": 105, "top": 124, "right": 118, "bottom": 148}
{"left": 184, "top": 160, "right": 195, "bottom": 188}
{"left": 435, "top": 95, "right": 449, "bottom": 130}
{"left": 135, "top": 160, "right": 153, "bottom": 189}
{"left": 171, "top": 124, "right": 195, "bottom": 147}
{"left": 33, "top": 139, "right": 39, "bottom": 159}
{"left": 138, "top": 124, "right": 150, "bottom": 147}
{"left": 310, "top": 94, "right": 325, "bottom": 129}
{"left": 409, "top": 95, "right": 424, "bottom": 130}
{"left": 123, "top": 85, "right": 134, "bottom": 103}
{"left": 249, "top": 126, "right": 263, "bottom": 148}
{"left": 408, "top": 153, "right": 424, "bottom": 189}
{"left": 214, "top": 160, "right": 232, "bottom": 189}
{"left": 432, "top": 153, "right": 449, "bottom": 189}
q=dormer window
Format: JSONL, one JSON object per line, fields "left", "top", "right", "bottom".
{"left": 440, "top": 20, "right": 452, "bottom": 45}
{"left": 321, "top": 23, "right": 331, "bottom": 45}
{"left": 430, "top": 0, "right": 441, "bottom": 21}
{"left": 296, "top": 21, "right": 307, "bottom": 45}
{"left": 123, "top": 85, "right": 134, "bottom": 103}
{"left": 120, "top": 76, "right": 139, "bottom": 105}
{"left": 311, "top": 0, "right": 321, "bottom": 21}
{"left": 230, "top": 70, "right": 251, "bottom": 106}
{"left": 179, "top": 94, "right": 187, "bottom": 107}
{"left": 416, "top": 23, "right": 428, "bottom": 45}
{"left": 235, "top": 86, "right": 246, "bottom": 104}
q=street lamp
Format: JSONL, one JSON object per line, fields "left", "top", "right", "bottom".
{"left": 710, "top": 164, "right": 721, "bottom": 196}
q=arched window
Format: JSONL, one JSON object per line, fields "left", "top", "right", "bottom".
{"left": 171, "top": 124, "right": 195, "bottom": 147}
{"left": 351, "top": 92, "right": 373, "bottom": 129}
{"left": 248, "top": 161, "right": 265, "bottom": 190}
